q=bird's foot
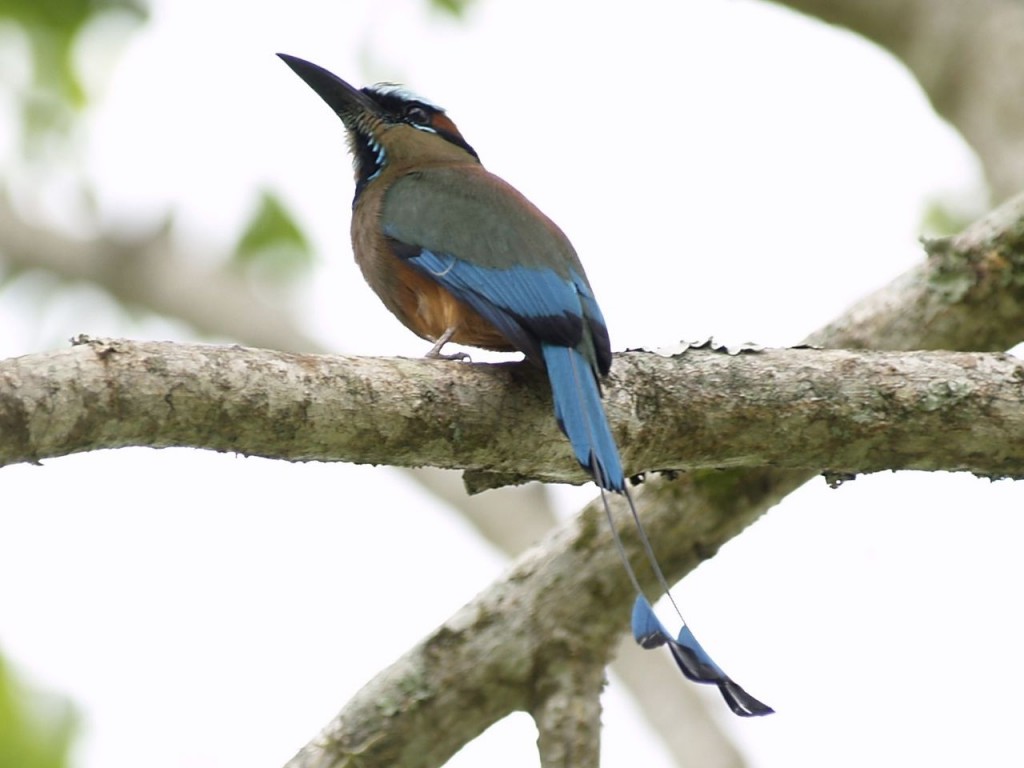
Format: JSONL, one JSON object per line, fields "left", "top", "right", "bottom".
{"left": 427, "top": 347, "right": 471, "bottom": 362}
{"left": 425, "top": 327, "right": 471, "bottom": 361}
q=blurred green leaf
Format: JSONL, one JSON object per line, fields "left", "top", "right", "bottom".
{"left": 428, "top": 0, "right": 475, "bottom": 18}
{"left": 920, "top": 198, "right": 976, "bottom": 238}
{"left": 0, "top": 652, "right": 77, "bottom": 768}
{"left": 1, "top": 0, "right": 147, "bottom": 104}
{"left": 233, "top": 189, "right": 313, "bottom": 281}
{"left": 1, "top": 0, "right": 147, "bottom": 157}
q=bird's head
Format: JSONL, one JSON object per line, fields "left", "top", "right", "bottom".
{"left": 278, "top": 54, "right": 479, "bottom": 198}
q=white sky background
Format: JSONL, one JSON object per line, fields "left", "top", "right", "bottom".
{"left": 2, "top": 0, "right": 1021, "bottom": 766}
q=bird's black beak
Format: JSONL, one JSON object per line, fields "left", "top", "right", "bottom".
{"left": 277, "top": 54, "right": 379, "bottom": 129}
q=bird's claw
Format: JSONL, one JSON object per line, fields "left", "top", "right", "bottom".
{"left": 427, "top": 348, "right": 471, "bottom": 362}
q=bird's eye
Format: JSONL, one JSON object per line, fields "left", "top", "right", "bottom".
{"left": 404, "top": 105, "right": 431, "bottom": 125}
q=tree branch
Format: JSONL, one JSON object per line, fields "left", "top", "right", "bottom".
{"left": 426, "top": 461, "right": 746, "bottom": 768}
{"left": 282, "top": 467, "right": 801, "bottom": 768}
{"left": 1, "top": 337, "right": 1021, "bottom": 479}
{"left": 611, "top": 639, "right": 746, "bottom": 768}
{"left": 532, "top": 656, "right": 604, "bottom": 768}
{"left": 407, "top": 467, "right": 744, "bottom": 767}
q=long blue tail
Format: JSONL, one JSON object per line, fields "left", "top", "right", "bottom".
{"left": 541, "top": 343, "right": 624, "bottom": 492}
{"left": 541, "top": 344, "right": 773, "bottom": 717}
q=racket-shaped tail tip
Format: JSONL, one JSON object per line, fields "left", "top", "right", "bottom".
{"left": 631, "top": 596, "right": 774, "bottom": 717}
{"left": 717, "top": 679, "right": 776, "bottom": 718}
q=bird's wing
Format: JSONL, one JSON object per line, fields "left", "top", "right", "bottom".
{"left": 380, "top": 165, "right": 610, "bottom": 371}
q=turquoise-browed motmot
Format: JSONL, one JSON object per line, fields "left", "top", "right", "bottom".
{"left": 278, "top": 54, "right": 772, "bottom": 717}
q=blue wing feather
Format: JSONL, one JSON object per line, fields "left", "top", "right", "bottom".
{"left": 406, "top": 246, "right": 599, "bottom": 359}
{"left": 408, "top": 248, "right": 580, "bottom": 324}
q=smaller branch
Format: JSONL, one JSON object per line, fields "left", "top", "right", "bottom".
{"left": 284, "top": 468, "right": 800, "bottom": 768}
{"left": 612, "top": 640, "right": 745, "bottom": 768}
{"left": 283, "top": 494, "right": 628, "bottom": 768}
{"left": 531, "top": 658, "right": 604, "bottom": 768}
{"left": 425, "top": 463, "right": 746, "bottom": 768}
{"left": 1, "top": 336, "right": 1023, "bottom": 481}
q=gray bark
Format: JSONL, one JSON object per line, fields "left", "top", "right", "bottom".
{"left": 2, "top": 337, "right": 1022, "bottom": 480}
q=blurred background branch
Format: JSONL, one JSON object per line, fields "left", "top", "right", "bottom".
{"left": 774, "top": 0, "right": 1024, "bottom": 203}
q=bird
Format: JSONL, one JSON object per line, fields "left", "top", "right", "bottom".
{"left": 277, "top": 53, "right": 773, "bottom": 717}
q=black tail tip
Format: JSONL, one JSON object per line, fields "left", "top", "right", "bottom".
{"left": 719, "top": 680, "right": 775, "bottom": 717}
